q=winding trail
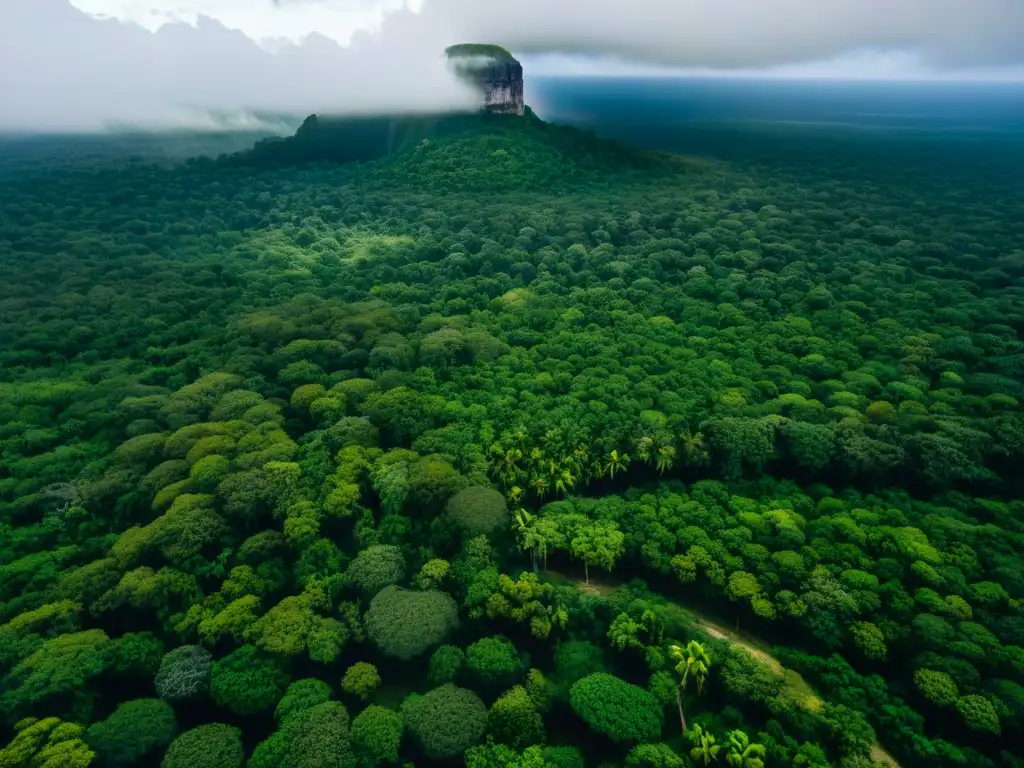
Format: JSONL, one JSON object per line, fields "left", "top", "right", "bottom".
{"left": 553, "top": 570, "right": 900, "bottom": 767}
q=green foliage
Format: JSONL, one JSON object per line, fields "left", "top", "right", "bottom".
{"left": 85, "top": 698, "right": 176, "bottom": 767}
{"left": 849, "top": 622, "right": 887, "bottom": 661}
{"left": 1, "top": 629, "right": 112, "bottom": 719}
{"left": 569, "top": 673, "right": 663, "bottom": 743}
{"left": 364, "top": 586, "right": 459, "bottom": 660}
{"left": 245, "top": 585, "right": 352, "bottom": 663}
{"left": 161, "top": 724, "right": 244, "bottom": 768}
{"left": 342, "top": 662, "right": 381, "bottom": 700}
{"left": 541, "top": 746, "right": 585, "bottom": 768}
{"left": 269, "top": 679, "right": 330, "bottom": 723}
{"left": 626, "top": 743, "right": 686, "bottom": 768}
{"left": 481, "top": 572, "right": 565, "bottom": 640}
{"left": 401, "top": 684, "right": 487, "bottom": 759}
{"left": 955, "top": 694, "right": 1001, "bottom": 734}
{"left": 154, "top": 645, "right": 212, "bottom": 702}
{"left": 555, "top": 641, "right": 606, "bottom": 686}
{"left": 109, "top": 632, "right": 163, "bottom": 678}
{"left": 465, "top": 742, "right": 563, "bottom": 768}
{"left": 524, "top": 668, "right": 554, "bottom": 712}
{"left": 0, "top": 717, "right": 95, "bottom": 768}
{"left": 688, "top": 725, "right": 721, "bottom": 767}
{"left": 445, "top": 43, "right": 518, "bottom": 63}
{"left": 350, "top": 705, "right": 404, "bottom": 766}
{"left": 248, "top": 701, "right": 354, "bottom": 768}
{"left": 648, "top": 671, "right": 678, "bottom": 707}
{"left": 5, "top": 86, "right": 1024, "bottom": 768}
{"left": 209, "top": 645, "right": 290, "bottom": 716}
{"left": 416, "top": 558, "right": 450, "bottom": 589}
{"left": 346, "top": 546, "right": 406, "bottom": 596}
{"left": 428, "top": 644, "right": 465, "bottom": 686}
{"left": 447, "top": 486, "right": 509, "bottom": 536}
{"left": 725, "top": 730, "right": 766, "bottom": 768}
{"left": 488, "top": 685, "right": 545, "bottom": 749}
{"left": 465, "top": 742, "right": 535, "bottom": 768}
{"left": 671, "top": 640, "right": 711, "bottom": 698}
{"left": 913, "top": 669, "right": 958, "bottom": 708}
{"left": 466, "top": 635, "right": 522, "bottom": 689}
{"left": 570, "top": 520, "right": 625, "bottom": 582}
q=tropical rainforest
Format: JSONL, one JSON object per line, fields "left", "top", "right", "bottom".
{"left": 1, "top": 102, "right": 1023, "bottom": 768}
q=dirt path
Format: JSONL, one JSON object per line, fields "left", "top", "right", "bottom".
{"left": 690, "top": 613, "right": 783, "bottom": 674}
{"left": 870, "top": 744, "right": 899, "bottom": 767}
{"left": 551, "top": 570, "right": 899, "bottom": 767}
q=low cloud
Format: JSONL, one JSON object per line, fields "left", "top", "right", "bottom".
{"left": 0, "top": 0, "right": 477, "bottom": 132}
{"left": 378, "top": 0, "right": 1024, "bottom": 71}
{"left": 3, "top": 0, "right": 1022, "bottom": 132}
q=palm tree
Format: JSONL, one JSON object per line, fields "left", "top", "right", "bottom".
{"left": 725, "top": 730, "right": 766, "bottom": 768}
{"left": 634, "top": 435, "right": 654, "bottom": 463}
{"left": 602, "top": 449, "right": 630, "bottom": 479}
{"left": 689, "top": 725, "right": 721, "bottom": 766}
{"left": 670, "top": 640, "right": 712, "bottom": 733}
{"left": 530, "top": 474, "right": 549, "bottom": 499}
{"left": 527, "top": 447, "right": 545, "bottom": 474}
{"left": 513, "top": 508, "right": 539, "bottom": 571}
{"left": 507, "top": 485, "right": 524, "bottom": 505}
{"left": 680, "top": 431, "right": 709, "bottom": 466}
{"left": 553, "top": 465, "right": 576, "bottom": 496}
{"left": 513, "top": 508, "right": 534, "bottom": 530}
{"left": 570, "top": 443, "right": 589, "bottom": 471}
{"left": 655, "top": 443, "right": 677, "bottom": 474}
{"left": 541, "top": 427, "right": 563, "bottom": 452}
{"left": 494, "top": 447, "right": 524, "bottom": 485}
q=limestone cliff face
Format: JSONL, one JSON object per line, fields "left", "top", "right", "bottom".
{"left": 445, "top": 44, "right": 525, "bottom": 116}
{"left": 477, "top": 59, "right": 525, "bottom": 115}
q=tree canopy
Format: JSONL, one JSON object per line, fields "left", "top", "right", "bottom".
{"left": 402, "top": 685, "right": 488, "bottom": 759}
{"left": 1, "top": 90, "right": 1023, "bottom": 768}
{"left": 364, "top": 587, "right": 459, "bottom": 660}
{"left": 569, "top": 673, "right": 664, "bottom": 743}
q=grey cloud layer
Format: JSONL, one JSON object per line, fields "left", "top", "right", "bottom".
{"left": 383, "top": 0, "right": 1024, "bottom": 69}
{"left": 0, "top": 0, "right": 476, "bottom": 131}
{"left": 3, "top": 0, "right": 1022, "bottom": 131}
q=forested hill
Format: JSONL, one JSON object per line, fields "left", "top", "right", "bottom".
{"left": 220, "top": 108, "right": 681, "bottom": 190}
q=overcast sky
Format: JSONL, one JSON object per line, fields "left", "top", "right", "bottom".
{"left": 3, "top": 0, "right": 1023, "bottom": 132}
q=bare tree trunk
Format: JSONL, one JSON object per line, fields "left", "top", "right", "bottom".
{"left": 676, "top": 687, "right": 687, "bottom": 733}
{"left": 584, "top": 561, "right": 590, "bottom": 585}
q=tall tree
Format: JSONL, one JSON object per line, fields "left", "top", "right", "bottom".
{"left": 669, "top": 641, "right": 711, "bottom": 733}
{"left": 570, "top": 520, "right": 624, "bottom": 585}
{"left": 725, "top": 571, "right": 761, "bottom": 631}
{"left": 602, "top": 450, "right": 630, "bottom": 479}
{"left": 513, "top": 508, "right": 540, "bottom": 572}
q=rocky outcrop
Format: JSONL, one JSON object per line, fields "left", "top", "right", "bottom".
{"left": 476, "top": 58, "right": 525, "bottom": 116}
{"left": 445, "top": 44, "right": 525, "bottom": 116}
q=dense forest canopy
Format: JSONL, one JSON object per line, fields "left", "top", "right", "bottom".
{"left": 0, "top": 101, "right": 1023, "bottom": 768}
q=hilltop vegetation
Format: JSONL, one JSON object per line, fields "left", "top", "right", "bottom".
{"left": 228, "top": 109, "right": 674, "bottom": 191}
{"left": 445, "top": 43, "right": 519, "bottom": 63}
{"left": 0, "top": 107, "right": 1023, "bottom": 768}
